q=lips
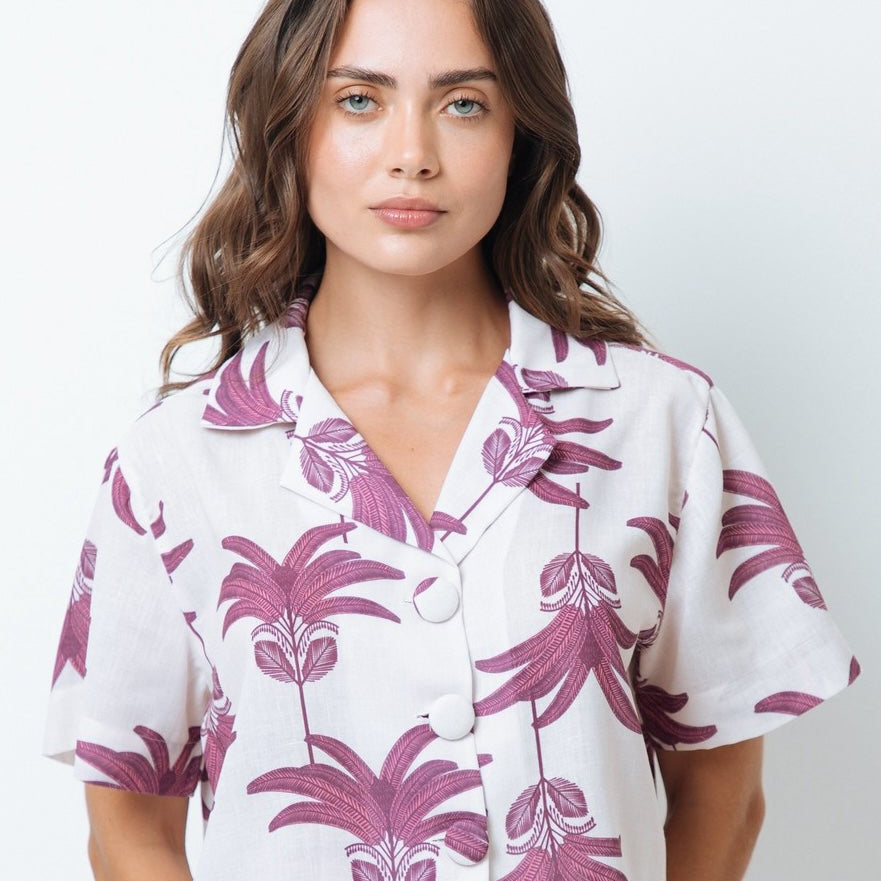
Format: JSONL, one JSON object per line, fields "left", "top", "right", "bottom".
{"left": 371, "top": 196, "right": 444, "bottom": 212}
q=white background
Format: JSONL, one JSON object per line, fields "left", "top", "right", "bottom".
{"left": 3, "top": 1, "right": 878, "bottom": 877}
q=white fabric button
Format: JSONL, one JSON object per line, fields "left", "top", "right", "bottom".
{"left": 412, "top": 577, "right": 460, "bottom": 622}
{"left": 428, "top": 694, "right": 475, "bottom": 740}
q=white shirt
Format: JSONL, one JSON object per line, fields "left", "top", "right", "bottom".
{"left": 43, "top": 269, "right": 859, "bottom": 879}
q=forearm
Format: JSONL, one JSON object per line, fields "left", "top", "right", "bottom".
{"left": 89, "top": 834, "right": 192, "bottom": 881}
{"left": 664, "top": 790, "right": 765, "bottom": 881}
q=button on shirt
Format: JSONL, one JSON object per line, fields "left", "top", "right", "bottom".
{"left": 42, "top": 270, "right": 860, "bottom": 880}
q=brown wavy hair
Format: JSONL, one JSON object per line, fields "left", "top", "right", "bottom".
{"left": 156, "top": 0, "right": 656, "bottom": 399}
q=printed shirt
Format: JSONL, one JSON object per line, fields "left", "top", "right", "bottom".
{"left": 43, "top": 270, "right": 860, "bottom": 881}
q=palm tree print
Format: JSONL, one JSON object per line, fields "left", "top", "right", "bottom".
{"left": 718, "top": 469, "right": 827, "bottom": 608}
{"left": 474, "top": 490, "right": 640, "bottom": 732}
{"left": 217, "top": 520, "right": 405, "bottom": 763}
{"left": 500, "top": 766, "right": 627, "bottom": 880}
{"left": 247, "top": 723, "right": 491, "bottom": 880}
{"left": 473, "top": 484, "right": 632, "bottom": 878}
{"left": 51, "top": 539, "right": 96, "bottom": 686}
{"left": 75, "top": 725, "right": 202, "bottom": 796}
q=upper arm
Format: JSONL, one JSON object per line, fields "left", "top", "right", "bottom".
{"left": 656, "top": 735, "right": 765, "bottom": 813}
{"left": 85, "top": 782, "right": 190, "bottom": 855}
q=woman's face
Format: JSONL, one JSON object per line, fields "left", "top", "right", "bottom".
{"left": 305, "top": 0, "right": 516, "bottom": 278}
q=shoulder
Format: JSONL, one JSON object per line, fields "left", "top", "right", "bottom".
{"left": 110, "top": 374, "right": 217, "bottom": 491}
{"left": 605, "top": 341, "right": 716, "bottom": 420}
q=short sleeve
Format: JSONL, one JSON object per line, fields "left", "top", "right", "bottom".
{"left": 633, "top": 382, "right": 861, "bottom": 751}
{"left": 42, "top": 443, "right": 211, "bottom": 796}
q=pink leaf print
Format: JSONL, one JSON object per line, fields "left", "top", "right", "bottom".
{"left": 218, "top": 521, "right": 404, "bottom": 764}
{"left": 150, "top": 499, "right": 166, "bottom": 538}
{"left": 254, "top": 639, "right": 299, "bottom": 684}
{"left": 75, "top": 725, "right": 202, "bottom": 796}
{"left": 101, "top": 446, "right": 118, "bottom": 484}
{"left": 161, "top": 538, "right": 194, "bottom": 576}
{"left": 543, "top": 441, "right": 622, "bottom": 475}
{"left": 529, "top": 471, "right": 590, "bottom": 509}
{"left": 51, "top": 539, "right": 97, "bottom": 686}
{"left": 550, "top": 327, "right": 609, "bottom": 368}
{"left": 111, "top": 465, "right": 146, "bottom": 535}
{"left": 428, "top": 510, "right": 468, "bottom": 534}
{"left": 299, "top": 420, "right": 435, "bottom": 550}
{"left": 481, "top": 415, "right": 556, "bottom": 489}
{"left": 718, "top": 469, "right": 828, "bottom": 608}
{"left": 475, "top": 551, "right": 640, "bottom": 732}
{"left": 247, "top": 724, "right": 490, "bottom": 879}
{"left": 529, "top": 412, "right": 620, "bottom": 510}
{"left": 444, "top": 815, "right": 490, "bottom": 864}
{"left": 754, "top": 691, "right": 823, "bottom": 716}
{"left": 633, "top": 678, "right": 717, "bottom": 748}
{"left": 849, "top": 656, "right": 861, "bottom": 685}
{"left": 627, "top": 516, "right": 675, "bottom": 605}
{"left": 202, "top": 665, "right": 237, "bottom": 794}
{"left": 202, "top": 341, "right": 287, "bottom": 426}
{"left": 482, "top": 427, "right": 513, "bottom": 479}
{"left": 301, "top": 636, "right": 338, "bottom": 682}
{"left": 499, "top": 775, "right": 628, "bottom": 881}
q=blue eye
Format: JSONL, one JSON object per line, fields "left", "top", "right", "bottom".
{"left": 339, "top": 93, "right": 376, "bottom": 114}
{"left": 336, "top": 91, "right": 488, "bottom": 120}
{"left": 449, "top": 98, "right": 481, "bottom": 117}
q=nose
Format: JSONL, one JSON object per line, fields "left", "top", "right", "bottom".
{"left": 386, "top": 101, "right": 439, "bottom": 179}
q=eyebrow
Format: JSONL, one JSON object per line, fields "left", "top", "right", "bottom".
{"left": 326, "top": 66, "right": 498, "bottom": 90}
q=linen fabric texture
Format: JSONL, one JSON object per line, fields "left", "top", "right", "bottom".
{"left": 43, "top": 271, "right": 860, "bottom": 880}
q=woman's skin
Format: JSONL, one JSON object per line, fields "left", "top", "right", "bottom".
{"left": 84, "top": 0, "right": 765, "bottom": 877}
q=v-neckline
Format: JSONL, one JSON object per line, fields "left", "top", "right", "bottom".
{"left": 305, "top": 351, "right": 510, "bottom": 536}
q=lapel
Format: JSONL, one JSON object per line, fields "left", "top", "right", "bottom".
{"left": 200, "top": 270, "right": 621, "bottom": 564}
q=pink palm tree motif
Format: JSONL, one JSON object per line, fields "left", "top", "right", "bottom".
{"left": 203, "top": 340, "right": 298, "bottom": 427}
{"left": 717, "top": 469, "right": 827, "bottom": 609}
{"left": 247, "top": 723, "right": 492, "bottom": 880}
{"left": 474, "top": 487, "right": 640, "bottom": 733}
{"left": 426, "top": 360, "right": 558, "bottom": 543}
{"left": 182, "top": 612, "right": 236, "bottom": 813}
{"left": 51, "top": 539, "right": 97, "bottom": 686}
{"left": 75, "top": 725, "right": 202, "bottom": 796}
{"left": 499, "top": 776, "right": 627, "bottom": 880}
{"left": 297, "top": 417, "right": 436, "bottom": 551}
{"left": 473, "top": 488, "right": 630, "bottom": 878}
{"left": 217, "top": 520, "right": 405, "bottom": 763}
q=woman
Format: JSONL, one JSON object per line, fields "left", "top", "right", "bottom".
{"left": 42, "top": 1, "right": 860, "bottom": 879}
